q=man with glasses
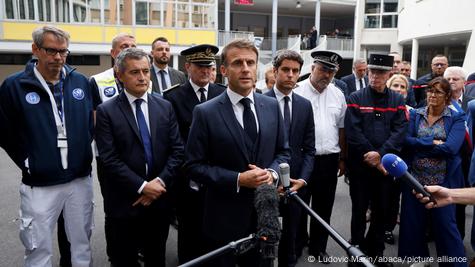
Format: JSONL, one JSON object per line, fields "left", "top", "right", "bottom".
{"left": 295, "top": 51, "right": 347, "bottom": 264}
{"left": 0, "top": 26, "right": 94, "bottom": 267}
{"left": 345, "top": 54, "right": 407, "bottom": 267}
{"left": 413, "top": 54, "right": 449, "bottom": 106}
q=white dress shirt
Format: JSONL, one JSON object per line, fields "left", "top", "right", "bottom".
{"left": 273, "top": 87, "right": 292, "bottom": 122}
{"left": 190, "top": 80, "right": 210, "bottom": 101}
{"left": 354, "top": 74, "right": 366, "bottom": 91}
{"left": 153, "top": 64, "right": 172, "bottom": 92}
{"left": 226, "top": 88, "right": 259, "bottom": 132}
{"left": 295, "top": 79, "right": 347, "bottom": 155}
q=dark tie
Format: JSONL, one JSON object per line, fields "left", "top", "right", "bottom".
{"left": 359, "top": 78, "right": 364, "bottom": 90}
{"left": 283, "top": 96, "right": 291, "bottom": 141}
{"left": 159, "top": 70, "right": 167, "bottom": 93}
{"left": 240, "top": 98, "right": 257, "bottom": 142}
{"left": 135, "top": 99, "right": 153, "bottom": 174}
{"left": 47, "top": 81, "right": 63, "bottom": 120}
{"left": 199, "top": 87, "right": 206, "bottom": 103}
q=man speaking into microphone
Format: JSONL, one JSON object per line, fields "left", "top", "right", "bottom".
{"left": 184, "top": 39, "right": 290, "bottom": 266}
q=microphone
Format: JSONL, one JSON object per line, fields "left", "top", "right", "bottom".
{"left": 381, "top": 153, "right": 435, "bottom": 202}
{"left": 254, "top": 184, "right": 281, "bottom": 261}
{"left": 279, "top": 163, "right": 291, "bottom": 191}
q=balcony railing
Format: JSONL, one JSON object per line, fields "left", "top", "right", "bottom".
{"left": 325, "top": 36, "right": 354, "bottom": 51}
{"left": 217, "top": 30, "right": 254, "bottom": 47}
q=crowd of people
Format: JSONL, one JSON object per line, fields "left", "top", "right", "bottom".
{"left": 1, "top": 25, "right": 475, "bottom": 267}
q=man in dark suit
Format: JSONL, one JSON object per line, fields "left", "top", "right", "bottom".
{"left": 264, "top": 50, "right": 315, "bottom": 267}
{"left": 341, "top": 58, "right": 368, "bottom": 98}
{"left": 163, "top": 44, "right": 225, "bottom": 264}
{"left": 185, "top": 39, "right": 290, "bottom": 266}
{"left": 150, "top": 36, "right": 186, "bottom": 94}
{"left": 413, "top": 54, "right": 448, "bottom": 106}
{"left": 95, "top": 48, "right": 184, "bottom": 267}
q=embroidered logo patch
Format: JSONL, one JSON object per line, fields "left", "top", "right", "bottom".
{"left": 104, "top": 86, "right": 116, "bottom": 97}
{"left": 25, "top": 92, "right": 40, "bottom": 104}
{"left": 72, "top": 88, "right": 85, "bottom": 100}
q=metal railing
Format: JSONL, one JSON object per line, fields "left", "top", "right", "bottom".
{"left": 217, "top": 30, "right": 255, "bottom": 47}
{"left": 326, "top": 36, "right": 354, "bottom": 51}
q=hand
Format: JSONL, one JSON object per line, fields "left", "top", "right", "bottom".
{"left": 376, "top": 163, "right": 388, "bottom": 175}
{"left": 433, "top": 139, "right": 444, "bottom": 145}
{"left": 363, "top": 151, "right": 381, "bottom": 167}
{"left": 277, "top": 178, "right": 305, "bottom": 194}
{"left": 414, "top": 185, "right": 449, "bottom": 208}
{"left": 132, "top": 195, "right": 155, "bottom": 206}
{"left": 337, "top": 160, "right": 346, "bottom": 177}
{"left": 238, "top": 164, "right": 272, "bottom": 188}
{"left": 142, "top": 179, "right": 166, "bottom": 199}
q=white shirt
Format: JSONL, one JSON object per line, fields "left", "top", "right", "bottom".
{"left": 153, "top": 64, "right": 172, "bottom": 92}
{"left": 295, "top": 79, "right": 346, "bottom": 155}
{"left": 354, "top": 74, "right": 366, "bottom": 91}
{"left": 226, "top": 88, "right": 259, "bottom": 132}
{"left": 273, "top": 87, "right": 292, "bottom": 122}
{"left": 190, "top": 80, "right": 209, "bottom": 102}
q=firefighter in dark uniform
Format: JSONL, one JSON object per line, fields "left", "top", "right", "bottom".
{"left": 345, "top": 54, "right": 408, "bottom": 266}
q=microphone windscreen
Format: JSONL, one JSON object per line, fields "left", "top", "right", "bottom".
{"left": 254, "top": 184, "right": 281, "bottom": 243}
{"left": 381, "top": 153, "right": 408, "bottom": 178}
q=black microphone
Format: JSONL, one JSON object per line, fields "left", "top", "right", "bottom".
{"left": 381, "top": 153, "right": 435, "bottom": 203}
{"left": 279, "top": 163, "right": 291, "bottom": 192}
{"left": 254, "top": 184, "right": 281, "bottom": 261}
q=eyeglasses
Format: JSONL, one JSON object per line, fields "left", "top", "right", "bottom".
{"left": 426, "top": 89, "right": 445, "bottom": 96}
{"left": 432, "top": 63, "right": 447, "bottom": 67}
{"left": 39, "top": 46, "right": 70, "bottom": 57}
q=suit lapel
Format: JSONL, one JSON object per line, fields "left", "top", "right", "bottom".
{"left": 254, "top": 94, "right": 268, "bottom": 158}
{"left": 117, "top": 93, "right": 141, "bottom": 141}
{"left": 150, "top": 66, "right": 160, "bottom": 93}
{"left": 290, "top": 94, "right": 299, "bottom": 137}
{"left": 182, "top": 82, "right": 200, "bottom": 112}
{"left": 218, "top": 94, "right": 250, "bottom": 162}
{"left": 208, "top": 84, "right": 223, "bottom": 99}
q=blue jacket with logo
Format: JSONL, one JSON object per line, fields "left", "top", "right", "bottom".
{"left": 0, "top": 59, "right": 94, "bottom": 186}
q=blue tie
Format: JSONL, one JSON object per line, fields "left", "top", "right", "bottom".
{"left": 240, "top": 98, "right": 257, "bottom": 142}
{"left": 159, "top": 70, "right": 167, "bottom": 93}
{"left": 135, "top": 99, "right": 153, "bottom": 174}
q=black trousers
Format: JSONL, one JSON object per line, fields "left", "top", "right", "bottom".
{"left": 308, "top": 153, "right": 339, "bottom": 255}
{"left": 349, "top": 164, "right": 393, "bottom": 257}
{"left": 278, "top": 193, "right": 304, "bottom": 267}
{"left": 108, "top": 203, "right": 171, "bottom": 267}
{"left": 177, "top": 185, "right": 206, "bottom": 264}
{"left": 384, "top": 178, "right": 401, "bottom": 233}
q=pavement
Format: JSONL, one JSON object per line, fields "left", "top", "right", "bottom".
{"left": 0, "top": 148, "right": 474, "bottom": 266}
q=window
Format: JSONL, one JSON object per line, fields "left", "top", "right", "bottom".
{"left": 364, "top": 0, "right": 398, "bottom": 29}
{"left": 67, "top": 55, "right": 100, "bottom": 65}
{"left": 0, "top": 53, "right": 32, "bottom": 65}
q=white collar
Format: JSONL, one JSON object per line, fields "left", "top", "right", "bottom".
{"left": 124, "top": 90, "right": 148, "bottom": 105}
{"left": 227, "top": 88, "right": 255, "bottom": 106}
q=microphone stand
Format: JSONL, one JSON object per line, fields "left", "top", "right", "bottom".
{"left": 179, "top": 235, "right": 257, "bottom": 267}
{"left": 284, "top": 190, "right": 374, "bottom": 267}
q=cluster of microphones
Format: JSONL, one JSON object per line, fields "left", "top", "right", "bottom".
{"left": 180, "top": 154, "right": 434, "bottom": 267}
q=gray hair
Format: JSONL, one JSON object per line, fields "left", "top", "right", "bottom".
{"left": 114, "top": 48, "right": 150, "bottom": 74}
{"left": 112, "top": 33, "right": 135, "bottom": 49}
{"left": 272, "top": 49, "right": 304, "bottom": 70}
{"left": 444, "top": 66, "right": 467, "bottom": 81}
{"left": 32, "top": 25, "right": 70, "bottom": 47}
{"left": 353, "top": 58, "right": 367, "bottom": 68}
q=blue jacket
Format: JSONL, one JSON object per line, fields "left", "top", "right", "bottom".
{"left": 0, "top": 59, "right": 94, "bottom": 186}
{"left": 405, "top": 107, "right": 465, "bottom": 188}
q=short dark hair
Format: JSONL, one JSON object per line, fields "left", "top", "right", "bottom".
{"left": 151, "top": 37, "right": 169, "bottom": 49}
{"left": 272, "top": 50, "right": 303, "bottom": 70}
{"left": 221, "top": 39, "right": 258, "bottom": 66}
{"left": 115, "top": 48, "right": 150, "bottom": 73}
{"left": 427, "top": 76, "right": 452, "bottom": 104}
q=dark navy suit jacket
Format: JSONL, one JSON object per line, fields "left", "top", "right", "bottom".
{"left": 264, "top": 89, "right": 315, "bottom": 181}
{"left": 164, "top": 81, "right": 225, "bottom": 143}
{"left": 95, "top": 92, "right": 184, "bottom": 218}
{"left": 184, "top": 92, "right": 290, "bottom": 243}
{"left": 341, "top": 73, "right": 368, "bottom": 99}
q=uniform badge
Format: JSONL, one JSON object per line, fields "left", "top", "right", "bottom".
{"left": 25, "top": 92, "right": 40, "bottom": 104}
{"left": 104, "top": 86, "right": 116, "bottom": 97}
{"left": 72, "top": 88, "right": 85, "bottom": 100}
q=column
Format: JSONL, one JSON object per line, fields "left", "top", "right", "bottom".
{"left": 410, "top": 38, "right": 419, "bottom": 80}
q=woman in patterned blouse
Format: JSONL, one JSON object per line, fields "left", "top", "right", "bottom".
{"left": 398, "top": 77, "right": 467, "bottom": 266}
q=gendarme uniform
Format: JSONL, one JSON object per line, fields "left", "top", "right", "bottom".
{"left": 0, "top": 59, "right": 94, "bottom": 266}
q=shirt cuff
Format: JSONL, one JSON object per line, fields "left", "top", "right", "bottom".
{"left": 138, "top": 181, "right": 147, "bottom": 194}
{"left": 236, "top": 173, "right": 241, "bottom": 193}
{"left": 298, "top": 178, "right": 307, "bottom": 186}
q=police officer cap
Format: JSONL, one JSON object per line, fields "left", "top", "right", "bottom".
{"left": 181, "top": 44, "right": 219, "bottom": 66}
{"left": 311, "top": 50, "right": 342, "bottom": 71}
{"left": 368, "top": 54, "right": 394, "bottom": 71}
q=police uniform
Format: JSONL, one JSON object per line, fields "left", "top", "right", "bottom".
{"left": 163, "top": 44, "right": 226, "bottom": 264}
{"left": 345, "top": 54, "right": 407, "bottom": 261}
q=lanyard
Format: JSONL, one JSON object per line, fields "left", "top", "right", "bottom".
{"left": 52, "top": 71, "right": 65, "bottom": 124}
